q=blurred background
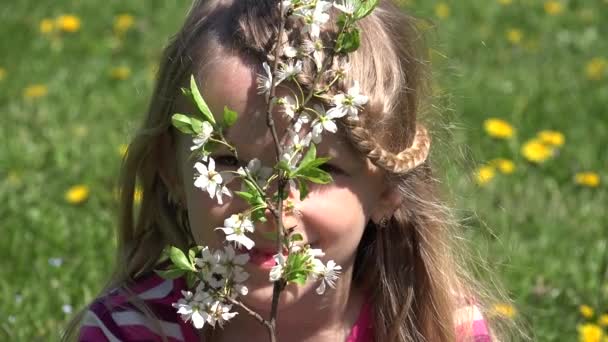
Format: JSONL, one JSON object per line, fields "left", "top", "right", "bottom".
{"left": 1, "top": 0, "right": 606, "bottom": 340}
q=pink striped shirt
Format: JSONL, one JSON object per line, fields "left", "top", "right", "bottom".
{"left": 79, "top": 272, "right": 490, "bottom": 341}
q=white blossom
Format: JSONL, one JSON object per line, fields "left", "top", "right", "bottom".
{"left": 206, "top": 301, "right": 238, "bottom": 328}
{"left": 283, "top": 44, "right": 298, "bottom": 58}
{"left": 173, "top": 290, "right": 213, "bottom": 329}
{"left": 301, "top": 1, "right": 332, "bottom": 39}
{"left": 301, "top": 39, "right": 324, "bottom": 71}
{"left": 269, "top": 253, "right": 286, "bottom": 282}
{"left": 333, "top": 0, "right": 357, "bottom": 15}
{"left": 314, "top": 260, "right": 342, "bottom": 295}
{"left": 256, "top": 62, "right": 273, "bottom": 97}
{"left": 195, "top": 246, "right": 222, "bottom": 271}
{"left": 326, "top": 81, "right": 368, "bottom": 120}
{"left": 310, "top": 103, "right": 340, "bottom": 143}
{"left": 282, "top": 133, "right": 312, "bottom": 168}
{"left": 215, "top": 214, "right": 255, "bottom": 250}
{"left": 190, "top": 121, "right": 214, "bottom": 151}
{"left": 275, "top": 60, "right": 303, "bottom": 85}
{"left": 203, "top": 265, "right": 227, "bottom": 289}
{"left": 237, "top": 158, "right": 273, "bottom": 189}
{"left": 194, "top": 158, "right": 223, "bottom": 198}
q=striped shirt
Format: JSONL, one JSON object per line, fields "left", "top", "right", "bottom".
{"left": 78, "top": 272, "right": 491, "bottom": 341}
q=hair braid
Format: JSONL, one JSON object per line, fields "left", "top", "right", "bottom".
{"left": 342, "top": 118, "right": 431, "bottom": 174}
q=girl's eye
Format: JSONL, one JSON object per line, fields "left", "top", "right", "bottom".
{"left": 213, "top": 155, "right": 240, "bottom": 167}
{"left": 319, "top": 163, "right": 344, "bottom": 175}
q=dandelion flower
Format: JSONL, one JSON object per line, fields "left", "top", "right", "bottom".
{"left": 40, "top": 18, "right": 54, "bottom": 34}
{"left": 506, "top": 28, "right": 524, "bottom": 45}
{"left": 56, "top": 15, "right": 81, "bottom": 33}
{"left": 65, "top": 185, "right": 90, "bottom": 204}
{"left": 134, "top": 187, "right": 143, "bottom": 204}
{"left": 118, "top": 144, "right": 128, "bottom": 157}
{"left": 491, "top": 158, "right": 516, "bottom": 174}
{"left": 110, "top": 66, "right": 131, "bottom": 80}
{"left": 544, "top": 1, "right": 564, "bottom": 15}
{"left": 492, "top": 303, "right": 517, "bottom": 319}
{"left": 577, "top": 323, "right": 604, "bottom": 342}
{"left": 575, "top": 173, "right": 600, "bottom": 188}
{"left": 114, "top": 14, "right": 135, "bottom": 34}
{"left": 585, "top": 58, "right": 607, "bottom": 81}
{"left": 434, "top": 3, "right": 450, "bottom": 19}
{"left": 521, "top": 139, "right": 553, "bottom": 163}
{"left": 483, "top": 118, "right": 515, "bottom": 139}
{"left": 598, "top": 314, "right": 608, "bottom": 327}
{"left": 580, "top": 305, "right": 595, "bottom": 319}
{"left": 537, "top": 130, "right": 565, "bottom": 147}
{"left": 475, "top": 165, "right": 495, "bottom": 186}
{"left": 23, "top": 84, "right": 48, "bottom": 99}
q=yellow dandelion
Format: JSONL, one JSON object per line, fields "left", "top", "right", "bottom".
{"left": 586, "top": 58, "right": 607, "bottom": 81}
{"left": 65, "top": 185, "right": 90, "bottom": 204}
{"left": 56, "top": 15, "right": 81, "bottom": 33}
{"left": 498, "top": 0, "right": 512, "bottom": 5}
{"left": 6, "top": 171, "right": 21, "bottom": 186}
{"left": 575, "top": 172, "right": 601, "bottom": 188}
{"left": 434, "top": 3, "right": 450, "bottom": 19}
{"left": 484, "top": 118, "right": 515, "bottom": 139}
{"left": 118, "top": 144, "right": 128, "bottom": 157}
{"left": 110, "top": 66, "right": 131, "bottom": 80}
{"left": 506, "top": 28, "right": 524, "bottom": 45}
{"left": 577, "top": 323, "right": 604, "bottom": 342}
{"left": 599, "top": 314, "right": 608, "bottom": 327}
{"left": 492, "top": 303, "right": 517, "bottom": 319}
{"left": 475, "top": 165, "right": 495, "bottom": 186}
{"left": 491, "top": 158, "right": 516, "bottom": 174}
{"left": 521, "top": 139, "right": 553, "bottom": 163}
{"left": 114, "top": 14, "right": 135, "bottom": 34}
{"left": 581, "top": 305, "right": 596, "bottom": 319}
{"left": 544, "top": 1, "right": 564, "bottom": 15}
{"left": 39, "top": 18, "right": 55, "bottom": 34}
{"left": 537, "top": 130, "right": 565, "bottom": 147}
{"left": 0, "top": 67, "right": 5, "bottom": 81}
{"left": 23, "top": 84, "right": 48, "bottom": 99}
{"left": 134, "top": 187, "right": 143, "bottom": 204}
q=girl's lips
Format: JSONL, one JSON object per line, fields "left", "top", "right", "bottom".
{"left": 245, "top": 247, "right": 286, "bottom": 269}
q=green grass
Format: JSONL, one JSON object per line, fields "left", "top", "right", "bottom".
{"left": 1, "top": 0, "right": 606, "bottom": 340}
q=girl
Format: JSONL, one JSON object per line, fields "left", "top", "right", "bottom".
{"left": 66, "top": 0, "right": 501, "bottom": 340}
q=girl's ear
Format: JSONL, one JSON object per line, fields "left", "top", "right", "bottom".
{"left": 370, "top": 183, "right": 403, "bottom": 224}
{"left": 157, "top": 131, "right": 185, "bottom": 204}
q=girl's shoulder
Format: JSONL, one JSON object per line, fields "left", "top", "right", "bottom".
{"left": 78, "top": 272, "right": 198, "bottom": 341}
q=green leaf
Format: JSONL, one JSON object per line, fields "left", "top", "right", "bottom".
{"left": 190, "top": 75, "right": 216, "bottom": 124}
{"left": 169, "top": 246, "right": 195, "bottom": 271}
{"left": 297, "top": 179, "right": 309, "bottom": 201}
{"left": 154, "top": 268, "right": 186, "bottom": 280}
{"left": 171, "top": 114, "right": 196, "bottom": 135}
{"left": 290, "top": 273, "right": 307, "bottom": 285}
{"left": 299, "top": 144, "right": 317, "bottom": 169}
{"left": 186, "top": 272, "right": 198, "bottom": 288}
{"left": 234, "top": 191, "right": 254, "bottom": 201}
{"left": 222, "top": 106, "right": 238, "bottom": 127}
{"left": 354, "top": 0, "right": 379, "bottom": 19}
{"left": 336, "top": 28, "right": 361, "bottom": 54}
{"left": 290, "top": 233, "right": 303, "bottom": 242}
{"left": 299, "top": 168, "right": 332, "bottom": 184}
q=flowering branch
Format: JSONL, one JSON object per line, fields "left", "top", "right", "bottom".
{"left": 159, "top": 1, "right": 379, "bottom": 341}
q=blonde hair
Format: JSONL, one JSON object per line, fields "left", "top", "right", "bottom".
{"left": 65, "top": 0, "right": 510, "bottom": 340}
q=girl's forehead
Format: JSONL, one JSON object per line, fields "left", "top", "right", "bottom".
{"left": 191, "top": 55, "right": 369, "bottom": 170}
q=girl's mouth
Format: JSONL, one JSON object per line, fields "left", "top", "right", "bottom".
{"left": 248, "top": 248, "right": 280, "bottom": 269}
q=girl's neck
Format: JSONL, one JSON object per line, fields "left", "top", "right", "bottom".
{"left": 205, "top": 271, "right": 365, "bottom": 342}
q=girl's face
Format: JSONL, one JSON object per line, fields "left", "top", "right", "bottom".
{"left": 173, "top": 54, "right": 396, "bottom": 314}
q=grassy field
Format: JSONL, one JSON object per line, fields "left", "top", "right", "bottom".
{"left": 1, "top": 0, "right": 606, "bottom": 341}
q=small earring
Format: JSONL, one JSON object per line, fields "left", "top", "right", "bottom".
{"left": 378, "top": 216, "right": 389, "bottom": 229}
